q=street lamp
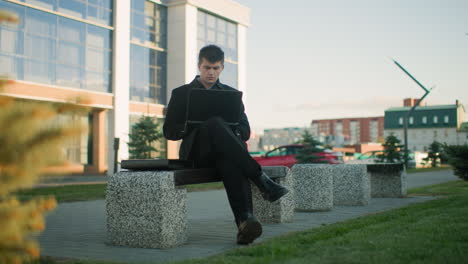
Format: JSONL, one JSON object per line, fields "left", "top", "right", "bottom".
{"left": 392, "top": 59, "right": 432, "bottom": 168}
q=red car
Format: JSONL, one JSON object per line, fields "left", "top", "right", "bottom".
{"left": 253, "top": 144, "right": 343, "bottom": 168}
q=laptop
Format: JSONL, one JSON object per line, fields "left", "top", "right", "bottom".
{"left": 186, "top": 88, "right": 243, "bottom": 126}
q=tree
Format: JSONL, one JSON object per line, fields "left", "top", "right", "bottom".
{"left": 295, "top": 130, "right": 327, "bottom": 164}
{"left": 128, "top": 116, "right": 163, "bottom": 159}
{"left": 444, "top": 144, "right": 468, "bottom": 181}
{"left": 377, "top": 133, "right": 404, "bottom": 163}
{"left": 423, "top": 141, "right": 442, "bottom": 168}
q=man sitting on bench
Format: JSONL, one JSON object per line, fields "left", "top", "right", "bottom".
{"left": 163, "top": 45, "right": 289, "bottom": 245}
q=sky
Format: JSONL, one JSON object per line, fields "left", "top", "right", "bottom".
{"left": 233, "top": 0, "right": 468, "bottom": 134}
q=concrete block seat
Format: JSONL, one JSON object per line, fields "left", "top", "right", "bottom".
{"left": 106, "top": 168, "right": 219, "bottom": 249}
{"left": 252, "top": 166, "right": 295, "bottom": 223}
{"left": 292, "top": 164, "right": 334, "bottom": 211}
{"left": 331, "top": 164, "right": 370, "bottom": 206}
{"left": 106, "top": 165, "right": 293, "bottom": 248}
{"left": 367, "top": 163, "right": 406, "bottom": 198}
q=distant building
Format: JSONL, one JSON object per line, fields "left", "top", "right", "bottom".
{"left": 384, "top": 99, "right": 468, "bottom": 151}
{"left": 261, "top": 127, "right": 309, "bottom": 151}
{"left": 310, "top": 116, "right": 384, "bottom": 146}
{"left": 247, "top": 131, "right": 262, "bottom": 152}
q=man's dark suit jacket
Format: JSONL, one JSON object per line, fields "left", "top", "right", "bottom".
{"left": 163, "top": 76, "right": 251, "bottom": 160}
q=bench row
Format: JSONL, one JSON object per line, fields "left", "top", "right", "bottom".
{"left": 106, "top": 163, "right": 406, "bottom": 248}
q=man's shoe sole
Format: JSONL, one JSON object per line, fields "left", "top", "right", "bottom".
{"left": 263, "top": 188, "right": 289, "bottom": 202}
{"left": 237, "top": 218, "right": 262, "bottom": 245}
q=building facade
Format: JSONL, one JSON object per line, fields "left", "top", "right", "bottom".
{"left": 384, "top": 99, "right": 468, "bottom": 151}
{"left": 261, "top": 127, "right": 310, "bottom": 151}
{"left": 310, "top": 116, "right": 384, "bottom": 146}
{"left": 0, "top": 0, "right": 250, "bottom": 175}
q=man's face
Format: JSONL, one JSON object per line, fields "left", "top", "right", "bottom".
{"left": 198, "top": 58, "right": 224, "bottom": 88}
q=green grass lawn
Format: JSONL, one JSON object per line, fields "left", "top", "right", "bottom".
{"left": 18, "top": 165, "right": 453, "bottom": 203}
{"left": 171, "top": 181, "right": 468, "bottom": 264}
{"left": 406, "top": 165, "right": 452, "bottom": 174}
{"left": 17, "top": 184, "right": 108, "bottom": 203}
{"left": 27, "top": 180, "right": 468, "bottom": 264}
{"left": 17, "top": 182, "right": 224, "bottom": 203}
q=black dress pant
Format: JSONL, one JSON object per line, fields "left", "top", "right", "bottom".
{"left": 188, "top": 117, "right": 261, "bottom": 224}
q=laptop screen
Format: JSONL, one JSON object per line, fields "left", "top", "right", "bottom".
{"left": 186, "top": 88, "right": 243, "bottom": 126}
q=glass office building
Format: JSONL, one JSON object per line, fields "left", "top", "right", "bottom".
{"left": 0, "top": 0, "right": 250, "bottom": 175}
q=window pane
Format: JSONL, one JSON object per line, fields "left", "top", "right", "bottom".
{"left": 0, "top": 54, "right": 17, "bottom": 77}
{"left": 89, "top": 0, "right": 112, "bottom": 8}
{"left": 198, "top": 10, "right": 238, "bottom": 62}
{"left": 197, "top": 11, "right": 205, "bottom": 25}
{"left": 87, "top": 5, "right": 112, "bottom": 25}
{"left": 0, "top": 28, "right": 18, "bottom": 53}
{"left": 24, "top": 34, "right": 55, "bottom": 61}
{"left": 207, "top": 29, "right": 215, "bottom": 42}
{"left": 131, "top": 1, "right": 167, "bottom": 49}
{"left": 131, "top": 0, "right": 145, "bottom": 13}
{"left": 24, "top": 59, "right": 53, "bottom": 83}
{"left": 57, "top": 66, "right": 81, "bottom": 88}
{"left": 217, "top": 32, "right": 226, "bottom": 46}
{"left": 144, "top": 1, "right": 154, "bottom": 16}
{"left": 58, "top": 0, "right": 86, "bottom": 19}
{"left": 58, "top": 17, "right": 84, "bottom": 43}
{"left": 25, "top": 8, "right": 56, "bottom": 37}
{"left": 86, "top": 71, "right": 105, "bottom": 91}
{"left": 217, "top": 19, "right": 226, "bottom": 33}
{"left": 207, "top": 15, "right": 215, "bottom": 28}
{"left": 222, "top": 61, "right": 238, "bottom": 88}
{"left": 132, "top": 12, "right": 145, "bottom": 30}
{"left": 87, "top": 25, "right": 110, "bottom": 49}
{"left": 24, "top": 0, "right": 56, "bottom": 11}
{"left": 130, "top": 44, "right": 166, "bottom": 104}
{"left": 86, "top": 48, "right": 104, "bottom": 70}
{"left": 58, "top": 42, "right": 83, "bottom": 66}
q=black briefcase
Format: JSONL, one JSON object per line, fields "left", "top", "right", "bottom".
{"left": 120, "top": 159, "right": 194, "bottom": 171}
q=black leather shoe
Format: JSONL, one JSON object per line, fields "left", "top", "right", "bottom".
{"left": 252, "top": 172, "right": 289, "bottom": 202}
{"left": 237, "top": 216, "right": 262, "bottom": 245}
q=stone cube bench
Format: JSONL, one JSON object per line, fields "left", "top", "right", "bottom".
{"left": 331, "top": 164, "right": 370, "bottom": 206}
{"left": 292, "top": 164, "right": 334, "bottom": 211}
{"left": 106, "top": 166, "right": 293, "bottom": 248}
{"left": 106, "top": 168, "right": 219, "bottom": 249}
{"left": 252, "top": 166, "right": 294, "bottom": 223}
{"left": 367, "top": 163, "right": 406, "bottom": 198}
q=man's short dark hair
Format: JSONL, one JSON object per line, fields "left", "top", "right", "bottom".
{"left": 198, "top": 45, "right": 224, "bottom": 65}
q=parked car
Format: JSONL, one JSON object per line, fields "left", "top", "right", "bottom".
{"left": 253, "top": 144, "right": 343, "bottom": 168}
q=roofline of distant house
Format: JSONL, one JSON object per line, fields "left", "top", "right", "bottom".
{"left": 311, "top": 116, "right": 384, "bottom": 123}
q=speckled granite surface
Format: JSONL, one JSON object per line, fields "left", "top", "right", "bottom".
{"left": 292, "top": 164, "right": 334, "bottom": 211}
{"left": 252, "top": 166, "right": 295, "bottom": 223}
{"left": 367, "top": 163, "right": 407, "bottom": 198}
{"left": 106, "top": 171, "right": 188, "bottom": 248}
{"left": 332, "top": 164, "right": 370, "bottom": 206}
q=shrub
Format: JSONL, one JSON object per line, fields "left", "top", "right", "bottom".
{"left": 423, "top": 141, "right": 442, "bottom": 168}
{"left": 444, "top": 144, "right": 468, "bottom": 181}
{"left": 1, "top": 10, "right": 85, "bottom": 263}
{"left": 295, "top": 131, "right": 327, "bottom": 164}
{"left": 128, "top": 116, "right": 163, "bottom": 159}
{"left": 377, "top": 133, "right": 404, "bottom": 163}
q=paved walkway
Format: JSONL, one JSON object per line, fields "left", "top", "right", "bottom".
{"left": 38, "top": 170, "right": 459, "bottom": 263}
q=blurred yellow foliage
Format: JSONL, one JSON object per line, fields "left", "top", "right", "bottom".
{"left": 0, "top": 9, "right": 87, "bottom": 264}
